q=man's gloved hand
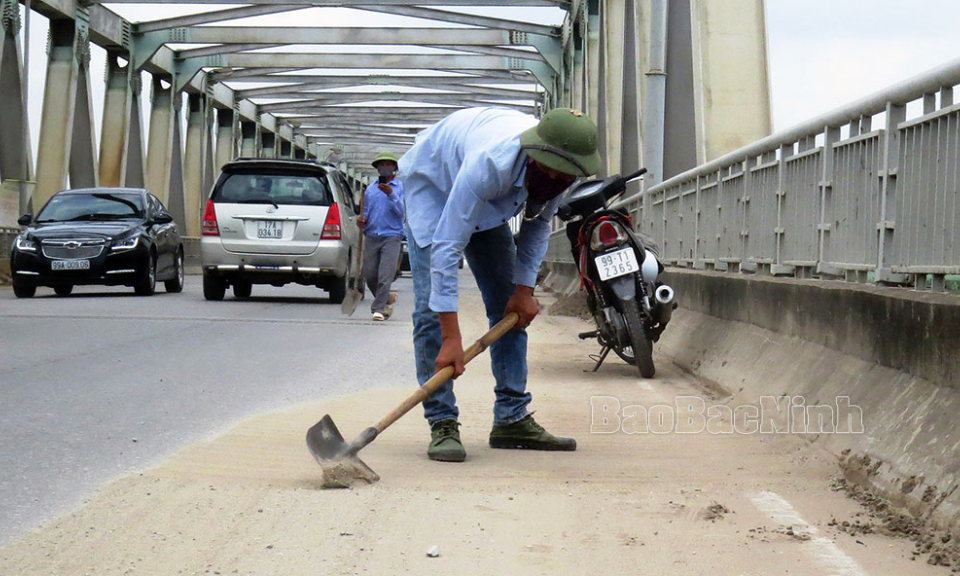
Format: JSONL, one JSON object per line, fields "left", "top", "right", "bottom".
{"left": 504, "top": 285, "right": 539, "bottom": 328}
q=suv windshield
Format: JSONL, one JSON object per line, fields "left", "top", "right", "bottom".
{"left": 215, "top": 172, "right": 332, "bottom": 206}
{"left": 36, "top": 193, "right": 144, "bottom": 223}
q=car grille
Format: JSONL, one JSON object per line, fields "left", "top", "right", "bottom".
{"left": 42, "top": 239, "right": 106, "bottom": 260}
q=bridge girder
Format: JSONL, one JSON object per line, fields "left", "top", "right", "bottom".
{"left": 3, "top": 0, "right": 771, "bottom": 239}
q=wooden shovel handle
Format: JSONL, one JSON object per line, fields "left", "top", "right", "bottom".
{"left": 355, "top": 189, "right": 367, "bottom": 280}
{"left": 373, "top": 312, "right": 520, "bottom": 434}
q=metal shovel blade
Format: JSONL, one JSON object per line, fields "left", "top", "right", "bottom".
{"left": 306, "top": 415, "right": 380, "bottom": 488}
{"left": 340, "top": 277, "right": 363, "bottom": 316}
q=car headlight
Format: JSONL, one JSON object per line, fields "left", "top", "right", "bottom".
{"left": 14, "top": 235, "right": 37, "bottom": 252}
{"left": 111, "top": 236, "right": 140, "bottom": 252}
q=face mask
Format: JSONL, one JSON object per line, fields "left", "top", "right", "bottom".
{"left": 525, "top": 161, "right": 573, "bottom": 203}
{"left": 377, "top": 166, "right": 396, "bottom": 178}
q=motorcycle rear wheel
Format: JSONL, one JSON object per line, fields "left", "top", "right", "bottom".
{"left": 621, "top": 299, "right": 656, "bottom": 378}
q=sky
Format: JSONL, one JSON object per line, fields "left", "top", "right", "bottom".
{"left": 13, "top": 0, "right": 960, "bottom": 167}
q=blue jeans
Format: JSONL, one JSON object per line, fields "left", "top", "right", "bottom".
{"left": 407, "top": 223, "right": 532, "bottom": 427}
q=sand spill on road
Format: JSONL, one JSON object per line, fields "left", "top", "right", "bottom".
{"left": 0, "top": 309, "right": 940, "bottom": 575}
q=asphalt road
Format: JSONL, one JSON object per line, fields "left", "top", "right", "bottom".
{"left": 0, "top": 275, "right": 417, "bottom": 546}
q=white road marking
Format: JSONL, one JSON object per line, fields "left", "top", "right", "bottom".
{"left": 747, "top": 491, "right": 868, "bottom": 576}
{"left": 639, "top": 381, "right": 654, "bottom": 390}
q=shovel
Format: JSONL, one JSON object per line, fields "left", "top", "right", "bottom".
{"left": 340, "top": 189, "right": 366, "bottom": 316}
{"left": 306, "top": 312, "right": 520, "bottom": 488}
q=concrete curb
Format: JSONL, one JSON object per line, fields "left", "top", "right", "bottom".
{"left": 659, "top": 307, "right": 960, "bottom": 532}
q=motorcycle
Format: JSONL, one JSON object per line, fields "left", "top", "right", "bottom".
{"left": 556, "top": 168, "right": 676, "bottom": 378}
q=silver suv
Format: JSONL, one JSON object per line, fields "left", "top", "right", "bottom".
{"left": 200, "top": 159, "right": 361, "bottom": 302}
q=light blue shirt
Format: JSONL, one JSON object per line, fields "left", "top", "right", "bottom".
{"left": 362, "top": 178, "right": 404, "bottom": 238}
{"left": 399, "top": 107, "right": 563, "bottom": 312}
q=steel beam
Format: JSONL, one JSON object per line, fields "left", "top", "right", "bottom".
{"left": 240, "top": 120, "right": 259, "bottom": 157}
{"left": 154, "top": 27, "right": 534, "bottom": 47}
{"left": 220, "top": 52, "right": 528, "bottom": 70}
{"left": 260, "top": 130, "right": 277, "bottom": 159}
{"left": 98, "top": 51, "right": 132, "bottom": 187}
{"left": 183, "top": 93, "right": 209, "bottom": 236}
{"left": 0, "top": 2, "right": 33, "bottom": 208}
{"left": 135, "top": 5, "right": 307, "bottom": 34}
{"left": 96, "top": 0, "right": 566, "bottom": 6}
{"left": 296, "top": 123, "right": 424, "bottom": 134}
{"left": 254, "top": 90, "right": 537, "bottom": 106}
{"left": 215, "top": 108, "right": 238, "bottom": 171}
{"left": 35, "top": 20, "right": 82, "bottom": 207}
{"left": 125, "top": 71, "right": 146, "bottom": 187}
{"left": 304, "top": 132, "right": 416, "bottom": 141}
{"left": 203, "top": 97, "right": 216, "bottom": 194}
{"left": 174, "top": 43, "right": 281, "bottom": 60}
{"left": 69, "top": 57, "right": 99, "bottom": 188}
{"left": 434, "top": 44, "right": 546, "bottom": 63}
{"left": 642, "top": 0, "right": 667, "bottom": 185}
{"left": 259, "top": 96, "right": 534, "bottom": 113}
{"left": 230, "top": 73, "right": 539, "bottom": 91}
{"left": 166, "top": 98, "right": 187, "bottom": 231}
{"left": 351, "top": 5, "right": 559, "bottom": 36}
{"left": 278, "top": 110, "right": 456, "bottom": 122}
{"left": 146, "top": 74, "right": 176, "bottom": 205}
{"left": 237, "top": 81, "right": 540, "bottom": 100}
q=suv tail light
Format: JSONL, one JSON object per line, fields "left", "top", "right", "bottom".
{"left": 202, "top": 199, "right": 220, "bottom": 236}
{"left": 590, "top": 221, "right": 627, "bottom": 250}
{"left": 321, "top": 203, "right": 342, "bottom": 240}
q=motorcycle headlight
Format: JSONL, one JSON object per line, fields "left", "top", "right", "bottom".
{"left": 111, "top": 235, "right": 140, "bottom": 252}
{"left": 15, "top": 235, "right": 37, "bottom": 252}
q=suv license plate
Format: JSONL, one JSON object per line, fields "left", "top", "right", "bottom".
{"left": 595, "top": 248, "right": 639, "bottom": 281}
{"left": 52, "top": 260, "right": 90, "bottom": 271}
{"left": 257, "top": 220, "right": 283, "bottom": 239}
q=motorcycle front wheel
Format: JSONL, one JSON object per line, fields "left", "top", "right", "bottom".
{"left": 621, "top": 299, "right": 656, "bottom": 378}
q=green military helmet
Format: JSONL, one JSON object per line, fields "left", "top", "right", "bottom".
{"left": 371, "top": 151, "right": 400, "bottom": 167}
{"left": 520, "top": 108, "right": 601, "bottom": 177}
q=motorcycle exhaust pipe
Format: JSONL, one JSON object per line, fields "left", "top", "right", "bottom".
{"left": 654, "top": 284, "right": 675, "bottom": 325}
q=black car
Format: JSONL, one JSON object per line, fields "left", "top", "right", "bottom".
{"left": 10, "top": 188, "right": 184, "bottom": 298}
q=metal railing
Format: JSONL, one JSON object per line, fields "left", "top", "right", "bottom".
{"left": 546, "top": 56, "right": 960, "bottom": 291}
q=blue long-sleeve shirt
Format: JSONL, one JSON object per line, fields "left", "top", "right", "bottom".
{"left": 398, "top": 107, "right": 563, "bottom": 313}
{"left": 362, "top": 178, "right": 404, "bottom": 238}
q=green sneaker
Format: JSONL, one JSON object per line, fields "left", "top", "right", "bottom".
{"left": 489, "top": 414, "right": 577, "bottom": 451}
{"left": 428, "top": 419, "right": 466, "bottom": 462}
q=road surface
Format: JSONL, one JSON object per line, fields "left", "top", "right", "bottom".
{"left": 0, "top": 276, "right": 944, "bottom": 575}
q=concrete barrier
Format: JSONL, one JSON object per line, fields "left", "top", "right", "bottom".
{"left": 542, "top": 263, "right": 960, "bottom": 530}
{"left": 662, "top": 269, "right": 960, "bottom": 390}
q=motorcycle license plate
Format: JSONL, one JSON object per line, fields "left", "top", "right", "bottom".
{"left": 595, "top": 248, "right": 639, "bottom": 281}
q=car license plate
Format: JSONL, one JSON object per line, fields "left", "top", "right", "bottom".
{"left": 51, "top": 259, "right": 90, "bottom": 271}
{"left": 595, "top": 248, "right": 639, "bottom": 281}
{"left": 257, "top": 220, "right": 283, "bottom": 239}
